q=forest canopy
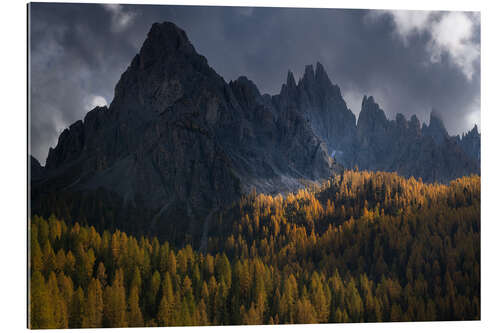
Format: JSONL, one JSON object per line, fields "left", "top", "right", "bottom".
{"left": 29, "top": 171, "right": 480, "bottom": 328}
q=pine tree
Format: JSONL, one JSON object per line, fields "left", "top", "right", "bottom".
{"left": 157, "top": 273, "right": 175, "bottom": 326}
{"left": 69, "top": 287, "right": 85, "bottom": 328}
{"left": 195, "top": 299, "right": 209, "bottom": 325}
{"left": 157, "top": 294, "right": 173, "bottom": 326}
{"left": 127, "top": 285, "right": 144, "bottom": 327}
{"left": 168, "top": 252, "right": 177, "bottom": 275}
{"left": 30, "top": 238, "right": 43, "bottom": 273}
{"left": 28, "top": 172, "right": 481, "bottom": 327}
{"left": 82, "top": 278, "right": 104, "bottom": 327}
{"left": 311, "top": 273, "right": 329, "bottom": 322}
{"left": 30, "top": 271, "right": 53, "bottom": 328}
{"left": 295, "top": 297, "right": 318, "bottom": 324}
{"left": 96, "top": 262, "right": 107, "bottom": 287}
{"left": 47, "top": 272, "right": 68, "bottom": 328}
{"left": 103, "top": 269, "right": 127, "bottom": 327}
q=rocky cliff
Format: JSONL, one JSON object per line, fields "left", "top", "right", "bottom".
{"left": 31, "top": 22, "right": 337, "bottom": 244}
{"left": 30, "top": 21, "right": 480, "bottom": 244}
{"left": 345, "top": 97, "right": 480, "bottom": 182}
{"left": 264, "top": 63, "right": 480, "bottom": 183}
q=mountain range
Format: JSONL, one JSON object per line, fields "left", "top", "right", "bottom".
{"left": 30, "top": 22, "right": 480, "bottom": 244}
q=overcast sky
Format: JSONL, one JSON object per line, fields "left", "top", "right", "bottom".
{"left": 29, "top": 3, "right": 480, "bottom": 164}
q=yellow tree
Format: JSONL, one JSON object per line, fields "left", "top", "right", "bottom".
{"left": 127, "top": 285, "right": 144, "bottom": 327}
{"left": 83, "top": 278, "right": 104, "bottom": 328}
{"left": 30, "top": 271, "right": 53, "bottom": 328}
{"left": 103, "top": 269, "right": 127, "bottom": 327}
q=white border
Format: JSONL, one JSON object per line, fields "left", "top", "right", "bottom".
{"left": 1, "top": 0, "right": 499, "bottom": 332}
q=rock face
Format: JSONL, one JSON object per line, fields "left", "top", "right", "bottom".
{"left": 30, "top": 21, "right": 480, "bottom": 244}
{"left": 289, "top": 64, "right": 356, "bottom": 154}
{"left": 336, "top": 96, "right": 480, "bottom": 182}
{"left": 31, "top": 22, "right": 337, "bottom": 244}
{"left": 422, "top": 110, "right": 449, "bottom": 145}
{"left": 273, "top": 64, "right": 358, "bottom": 164}
{"left": 264, "top": 64, "right": 480, "bottom": 183}
{"left": 30, "top": 155, "right": 45, "bottom": 181}
{"left": 458, "top": 124, "right": 481, "bottom": 163}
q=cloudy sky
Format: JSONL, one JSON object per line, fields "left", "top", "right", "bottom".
{"left": 29, "top": 3, "right": 480, "bottom": 163}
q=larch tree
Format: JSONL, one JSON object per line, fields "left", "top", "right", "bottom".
{"left": 83, "top": 278, "right": 104, "bottom": 328}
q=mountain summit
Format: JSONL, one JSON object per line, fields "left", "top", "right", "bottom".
{"left": 32, "top": 22, "right": 337, "bottom": 244}
{"left": 31, "top": 22, "right": 480, "bottom": 244}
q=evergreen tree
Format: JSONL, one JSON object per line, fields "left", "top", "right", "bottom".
{"left": 30, "top": 271, "right": 53, "bottom": 328}
{"left": 127, "top": 286, "right": 144, "bottom": 327}
{"left": 103, "top": 269, "right": 127, "bottom": 327}
{"left": 83, "top": 278, "right": 104, "bottom": 328}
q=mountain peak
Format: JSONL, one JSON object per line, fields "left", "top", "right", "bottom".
{"left": 297, "top": 62, "right": 339, "bottom": 101}
{"left": 229, "top": 76, "right": 262, "bottom": 109}
{"left": 395, "top": 113, "right": 407, "bottom": 126}
{"left": 470, "top": 124, "right": 479, "bottom": 135}
{"left": 150, "top": 21, "right": 187, "bottom": 37}
{"left": 361, "top": 95, "right": 377, "bottom": 108}
{"left": 429, "top": 110, "right": 447, "bottom": 130}
{"left": 423, "top": 109, "right": 449, "bottom": 144}
{"left": 429, "top": 109, "right": 444, "bottom": 124}
{"left": 358, "top": 95, "right": 387, "bottom": 131}
{"left": 409, "top": 114, "right": 421, "bottom": 135}
{"left": 111, "top": 21, "right": 224, "bottom": 116}
{"left": 140, "top": 22, "right": 195, "bottom": 62}
{"left": 231, "top": 76, "right": 260, "bottom": 92}
{"left": 315, "top": 62, "right": 327, "bottom": 79}
{"left": 304, "top": 64, "right": 314, "bottom": 82}
{"left": 286, "top": 70, "right": 297, "bottom": 88}
{"left": 279, "top": 70, "right": 299, "bottom": 97}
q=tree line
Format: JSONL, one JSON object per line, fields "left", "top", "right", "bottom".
{"left": 29, "top": 170, "right": 480, "bottom": 328}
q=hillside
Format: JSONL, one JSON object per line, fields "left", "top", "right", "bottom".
{"left": 29, "top": 171, "right": 480, "bottom": 328}
{"left": 30, "top": 22, "right": 480, "bottom": 247}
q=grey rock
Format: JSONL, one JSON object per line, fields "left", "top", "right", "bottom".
{"left": 30, "top": 155, "right": 44, "bottom": 181}
{"left": 30, "top": 21, "right": 480, "bottom": 245}
{"left": 31, "top": 22, "right": 337, "bottom": 244}
{"left": 340, "top": 96, "right": 480, "bottom": 182}
{"left": 459, "top": 124, "right": 481, "bottom": 163}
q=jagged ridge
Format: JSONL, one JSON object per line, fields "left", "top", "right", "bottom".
{"left": 30, "top": 21, "right": 480, "bottom": 245}
{"left": 31, "top": 22, "right": 338, "bottom": 245}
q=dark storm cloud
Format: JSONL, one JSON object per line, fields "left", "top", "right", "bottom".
{"left": 29, "top": 3, "right": 480, "bottom": 164}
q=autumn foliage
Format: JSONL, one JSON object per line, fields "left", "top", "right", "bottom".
{"left": 29, "top": 171, "right": 480, "bottom": 328}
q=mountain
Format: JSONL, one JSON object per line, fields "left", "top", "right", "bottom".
{"left": 458, "top": 124, "right": 481, "bottom": 163}
{"left": 30, "top": 22, "right": 337, "bottom": 244}
{"left": 30, "top": 21, "right": 480, "bottom": 244}
{"left": 273, "top": 63, "right": 357, "bottom": 158}
{"left": 268, "top": 63, "right": 480, "bottom": 182}
{"left": 340, "top": 97, "right": 480, "bottom": 182}
{"left": 30, "top": 155, "right": 45, "bottom": 181}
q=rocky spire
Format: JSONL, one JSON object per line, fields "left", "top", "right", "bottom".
{"left": 357, "top": 96, "right": 388, "bottom": 133}
{"left": 408, "top": 114, "right": 422, "bottom": 136}
{"left": 32, "top": 20, "right": 481, "bottom": 247}
{"left": 298, "top": 62, "right": 336, "bottom": 94}
{"left": 303, "top": 64, "right": 315, "bottom": 83}
{"left": 469, "top": 124, "right": 479, "bottom": 136}
{"left": 423, "top": 109, "right": 449, "bottom": 145}
{"left": 314, "top": 62, "right": 331, "bottom": 86}
{"left": 429, "top": 110, "right": 447, "bottom": 131}
{"left": 111, "top": 22, "right": 225, "bottom": 116}
{"left": 33, "top": 21, "right": 338, "bottom": 246}
{"left": 286, "top": 70, "right": 297, "bottom": 88}
{"left": 138, "top": 22, "right": 196, "bottom": 67}
{"left": 278, "top": 70, "right": 299, "bottom": 101}
{"left": 459, "top": 123, "right": 481, "bottom": 162}
{"left": 229, "top": 76, "right": 262, "bottom": 109}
